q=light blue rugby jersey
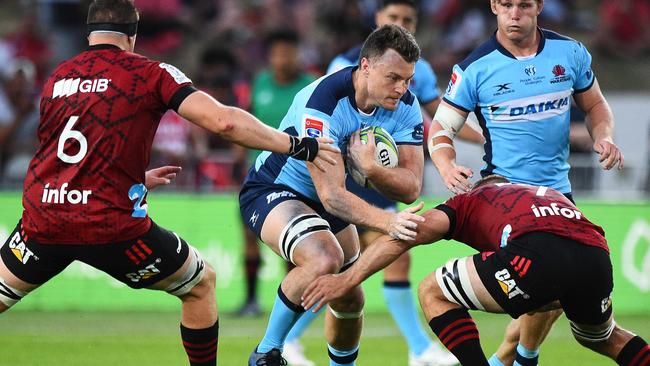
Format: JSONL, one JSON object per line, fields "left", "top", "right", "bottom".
{"left": 327, "top": 45, "right": 440, "bottom": 105}
{"left": 248, "top": 66, "right": 423, "bottom": 202}
{"left": 444, "top": 28, "right": 595, "bottom": 194}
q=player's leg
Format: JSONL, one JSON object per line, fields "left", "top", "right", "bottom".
{"left": 489, "top": 318, "right": 519, "bottom": 366}
{"left": 0, "top": 220, "right": 71, "bottom": 313}
{"left": 235, "top": 225, "right": 263, "bottom": 317}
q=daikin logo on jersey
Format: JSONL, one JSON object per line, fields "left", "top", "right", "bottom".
{"left": 488, "top": 90, "right": 572, "bottom": 122}
{"left": 52, "top": 78, "right": 110, "bottom": 98}
{"left": 41, "top": 183, "right": 92, "bottom": 205}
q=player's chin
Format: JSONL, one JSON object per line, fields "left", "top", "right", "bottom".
{"left": 382, "top": 98, "right": 399, "bottom": 110}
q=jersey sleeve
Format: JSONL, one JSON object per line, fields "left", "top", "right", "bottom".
{"left": 149, "top": 62, "right": 196, "bottom": 111}
{"left": 573, "top": 42, "right": 596, "bottom": 94}
{"left": 392, "top": 95, "right": 424, "bottom": 145}
{"left": 435, "top": 193, "right": 468, "bottom": 240}
{"left": 441, "top": 64, "right": 477, "bottom": 112}
{"left": 413, "top": 61, "right": 440, "bottom": 105}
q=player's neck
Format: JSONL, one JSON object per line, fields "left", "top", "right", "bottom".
{"left": 88, "top": 33, "right": 131, "bottom": 52}
{"left": 352, "top": 68, "right": 375, "bottom": 114}
{"left": 495, "top": 27, "right": 540, "bottom": 58}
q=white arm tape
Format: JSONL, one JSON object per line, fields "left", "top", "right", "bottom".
{"left": 433, "top": 103, "right": 466, "bottom": 137}
{"left": 431, "top": 143, "right": 455, "bottom": 153}
{"left": 433, "top": 129, "right": 455, "bottom": 140}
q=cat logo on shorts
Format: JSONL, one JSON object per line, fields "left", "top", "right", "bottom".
{"left": 8, "top": 231, "right": 39, "bottom": 264}
{"left": 601, "top": 295, "right": 612, "bottom": 313}
{"left": 126, "top": 263, "right": 161, "bottom": 283}
{"left": 495, "top": 269, "right": 529, "bottom": 299}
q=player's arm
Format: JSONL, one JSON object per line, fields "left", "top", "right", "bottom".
{"left": 307, "top": 151, "right": 424, "bottom": 241}
{"left": 177, "top": 90, "right": 338, "bottom": 171}
{"left": 573, "top": 79, "right": 624, "bottom": 170}
{"left": 423, "top": 98, "right": 483, "bottom": 144}
{"left": 428, "top": 100, "right": 474, "bottom": 193}
{"left": 301, "top": 208, "right": 450, "bottom": 311}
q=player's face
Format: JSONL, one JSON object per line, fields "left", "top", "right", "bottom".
{"left": 375, "top": 4, "right": 418, "bottom": 34}
{"left": 269, "top": 41, "right": 300, "bottom": 80}
{"left": 363, "top": 49, "right": 415, "bottom": 111}
{"left": 492, "top": 0, "right": 543, "bottom": 43}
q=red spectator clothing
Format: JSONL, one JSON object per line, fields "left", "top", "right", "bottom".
{"left": 601, "top": 0, "right": 650, "bottom": 43}
{"left": 22, "top": 44, "right": 195, "bottom": 244}
{"left": 438, "top": 183, "right": 608, "bottom": 252}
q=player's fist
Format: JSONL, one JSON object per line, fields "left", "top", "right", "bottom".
{"left": 593, "top": 139, "right": 624, "bottom": 171}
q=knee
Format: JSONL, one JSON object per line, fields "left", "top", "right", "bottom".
{"left": 418, "top": 272, "right": 439, "bottom": 303}
{"left": 330, "top": 286, "right": 365, "bottom": 312}
{"left": 303, "top": 245, "right": 344, "bottom": 277}
{"left": 182, "top": 264, "right": 216, "bottom": 301}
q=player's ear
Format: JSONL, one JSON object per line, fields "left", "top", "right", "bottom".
{"left": 536, "top": 0, "right": 544, "bottom": 15}
{"left": 359, "top": 57, "right": 371, "bottom": 75}
{"left": 490, "top": 0, "right": 498, "bottom": 15}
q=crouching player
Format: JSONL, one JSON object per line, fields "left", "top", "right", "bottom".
{"left": 302, "top": 175, "right": 650, "bottom": 366}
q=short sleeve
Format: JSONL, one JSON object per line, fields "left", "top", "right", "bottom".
{"left": 391, "top": 95, "right": 424, "bottom": 145}
{"left": 298, "top": 108, "right": 339, "bottom": 144}
{"left": 150, "top": 62, "right": 194, "bottom": 108}
{"left": 412, "top": 61, "right": 440, "bottom": 105}
{"left": 437, "top": 193, "right": 469, "bottom": 240}
{"left": 573, "top": 43, "right": 595, "bottom": 94}
{"left": 442, "top": 64, "right": 477, "bottom": 112}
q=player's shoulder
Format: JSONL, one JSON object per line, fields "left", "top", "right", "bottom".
{"left": 340, "top": 45, "right": 362, "bottom": 64}
{"left": 540, "top": 28, "right": 579, "bottom": 44}
{"left": 457, "top": 34, "right": 502, "bottom": 71}
{"left": 304, "top": 67, "right": 355, "bottom": 116}
{"left": 399, "top": 88, "right": 416, "bottom": 107}
{"left": 540, "top": 28, "right": 587, "bottom": 55}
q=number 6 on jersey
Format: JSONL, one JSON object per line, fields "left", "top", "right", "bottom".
{"left": 57, "top": 115, "right": 88, "bottom": 164}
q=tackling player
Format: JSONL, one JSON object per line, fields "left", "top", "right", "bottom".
{"left": 240, "top": 25, "right": 426, "bottom": 366}
{"left": 0, "top": 1, "right": 336, "bottom": 366}
{"left": 302, "top": 175, "right": 650, "bottom": 366}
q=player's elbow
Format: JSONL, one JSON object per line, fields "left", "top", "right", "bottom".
{"left": 319, "top": 189, "right": 343, "bottom": 214}
{"left": 208, "top": 106, "right": 237, "bottom": 136}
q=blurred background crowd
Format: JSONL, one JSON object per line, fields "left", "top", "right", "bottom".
{"left": 0, "top": 0, "right": 649, "bottom": 198}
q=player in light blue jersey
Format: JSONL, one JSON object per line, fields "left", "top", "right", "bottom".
{"left": 282, "top": 2, "right": 466, "bottom": 366}
{"left": 240, "top": 25, "right": 426, "bottom": 366}
{"left": 428, "top": 1, "right": 624, "bottom": 365}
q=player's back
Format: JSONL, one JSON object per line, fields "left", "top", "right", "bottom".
{"left": 441, "top": 183, "right": 608, "bottom": 252}
{"left": 22, "top": 44, "right": 192, "bottom": 244}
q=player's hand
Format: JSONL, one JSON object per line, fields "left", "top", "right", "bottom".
{"left": 441, "top": 164, "right": 473, "bottom": 194}
{"left": 347, "top": 130, "right": 376, "bottom": 174}
{"left": 289, "top": 136, "right": 339, "bottom": 172}
{"left": 301, "top": 273, "right": 352, "bottom": 312}
{"left": 386, "top": 202, "right": 425, "bottom": 241}
{"left": 145, "top": 166, "right": 181, "bottom": 190}
{"left": 593, "top": 139, "right": 624, "bottom": 170}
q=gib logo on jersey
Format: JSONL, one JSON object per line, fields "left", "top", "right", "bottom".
{"left": 8, "top": 231, "right": 39, "bottom": 264}
{"left": 41, "top": 183, "right": 92, "bottom": 205}
{"left": 531, "top": 202, "right": 583, "bottom": 220}
{"left": 487, "top": 90, "right": 572, "bottom": 123}
{"left": 303, "top": 115, "right": 328, "bottom": 138}
{"left": 52, "top": 78, "right": 110, "bottom": 98}
{"left": 494, "top": 269, "right": 529, "bottom": 299}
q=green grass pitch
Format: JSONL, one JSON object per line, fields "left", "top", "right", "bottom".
{"left": 1, "top": 311, "right": 649, "bottom": 365}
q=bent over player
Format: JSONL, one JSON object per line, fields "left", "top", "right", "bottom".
{"left": 303, "top": 175, "right": 650, "bottom": 366}
{"left": 240, "top": 24, "right": 426, "bottom": 366}
{"left": 0, "top": 1, "right": 336, "bottom": 366}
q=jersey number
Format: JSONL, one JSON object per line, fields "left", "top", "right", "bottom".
{"left": 128, "top": 184, "right": 149, "bottom": 218}
{"left": 57, "top": 116, "right": 88, "bottom": 164}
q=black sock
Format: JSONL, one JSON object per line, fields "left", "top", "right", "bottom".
{"left": 181, "top": 320, "right": 219, "bottom": 366}
{"left": 616, "top": 336, "right": 650, "bottom": 366}
{"left": 245, "top": 258, "right": 261, "bottom": 302}
{"left": 428, "top": 308, "right": 488, "bottom": 366}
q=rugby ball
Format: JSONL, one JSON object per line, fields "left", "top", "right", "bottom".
{"left": 348, "top": 126, "right": 399, "bottom": 187}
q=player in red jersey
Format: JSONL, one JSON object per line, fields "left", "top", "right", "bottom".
{"left": 302, "top": 175, "right": 650, "bottom": 366}
{"left": 0, "top": 1, "right": 337, "bottom": 365}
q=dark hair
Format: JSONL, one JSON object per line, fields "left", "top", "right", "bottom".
{"left": 265, "top": 28, "right": 300, "bottom": 48}
{"left": 87, "top": 0, "right": 138, "bottom": 24}
{"left": 359, "top": 24, "right": 420, "bottom": 64}
{"left": 200, "top": 46, "right": 237, "bottom": 69}
{"left": 380, "top": 0, "right": 417, "bottom": 10}
{"left": 472, "top": 174, "right": 510, "bottom": 190}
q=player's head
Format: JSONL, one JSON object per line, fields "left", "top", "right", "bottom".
{"left": 490, "top": 0, "right": 544, "bottom": 43}
{"left": 375, "top": 0, "right": 418, "bottom": 34}
{"left": 359, "top": 24, "right": 420, "bottom": 111}
{"left": 265, "top": 28, "right": 301, "bottom": 83}
{"left": 87, "top": 0, "right": 139, "bottom": 52}
{"left": 472, "top": 174, "right": 510, "bottom": 190}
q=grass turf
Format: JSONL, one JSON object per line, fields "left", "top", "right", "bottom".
{"left": 1, "top": 311, "right": 649, "bottom": 365}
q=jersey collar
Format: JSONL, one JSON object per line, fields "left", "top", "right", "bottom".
{"left": 492, "top": 27, "right": 546, "bottom": 59}
{"left": 87, "top": 44, "right": 123, "bottom": 51}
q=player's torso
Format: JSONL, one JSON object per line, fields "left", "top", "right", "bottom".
{"left": 23, "top": 46, "right": 171, "bottom": 244}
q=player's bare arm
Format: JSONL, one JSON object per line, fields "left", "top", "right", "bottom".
{"left": 177, "top": 91, "right": 339, "bottom": 171}
{"left": 428, "top": 100, "right": 473, "bottom": 194}
{"left": 306, "top": 150, "right": 424, "bottom": 241}
{"left": 573, "top": 79, "right": 624, "bottom": 170}
{"left": 301, "top": 207, "right": 449, "bottom": 311}
{"left": 347, "top": 130, "right": 423, "bottom": 203}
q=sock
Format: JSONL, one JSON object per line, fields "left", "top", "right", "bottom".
{"left": 513, "top": 343, "right": 539, "bottom": 366}
{"left": 180, "top": 319, "right": 219, "bottom": 366}
{"left": 429, "top": 308, "right": 488, "bottom": 366}
{"left": 328, "top": 344, "right": 359, "bottom": 366}
{"left": 616, "top": 336, "right": 650, "bottom": 366}
{"left": 383, "top": 281, "right": 432, "bottom": 355}
{"left": 488, "top": 354, "right": 506, "bottom": 366}
{"left": 244, "top": 257, "right": 261, "bottom": 302}
{"left": 285, "top": 304, "right": 325, "bottom": 343}
{"left": 257, "top": 286, "right": 305, "bottom": 353}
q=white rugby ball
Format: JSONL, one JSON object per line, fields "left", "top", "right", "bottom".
{"left": 348, "top": 126, "right": 399, "bottom": 187}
